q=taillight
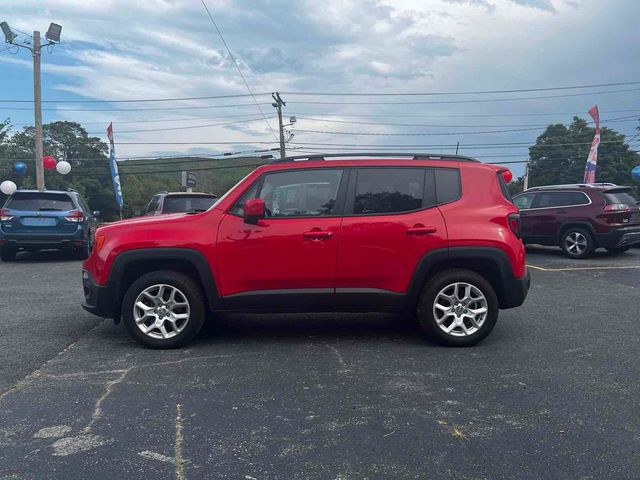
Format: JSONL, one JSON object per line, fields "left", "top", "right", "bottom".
{"left": 0, "top": 208, "right": 13, "bottom": 221}
{"left": 604, "top": 204, "right": 630, "bottom": 212}
{"left": 65, "top": 210, "right": 84, "bottom": 223}
{"left": 508, "top": 213, "right": 521, "bottom": 239}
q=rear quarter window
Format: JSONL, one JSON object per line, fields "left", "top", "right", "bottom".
{"left": 6, "top": 192, "right": 74, "bottom": 211}
{"left": 434, "top": 168, "right": 461, "bottom": 204}
{"left": 603, "top": 190, "right": 638, "bottom": 205}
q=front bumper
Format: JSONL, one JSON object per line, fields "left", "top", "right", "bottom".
{"left": 595, "top": 226, "right": 640, "bottom": 248}
{"left": 499, "top": 269, "right": 531, "bottom": 309}
{"left": 81, "top": 270, "right": 116, "bottom": 319}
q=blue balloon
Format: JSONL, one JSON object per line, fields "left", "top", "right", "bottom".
{"left": 13, "top": 162, "right": 27, "bottom": 175}
{"left": 632, "top": 166, "right": 640, "bottom": 182}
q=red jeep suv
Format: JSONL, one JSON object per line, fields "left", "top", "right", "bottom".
{"left": 82, "top": 153, "right": 529, "bottom": 348}
{"left": 513, "top": 184, "right": 640, "bottom": 258}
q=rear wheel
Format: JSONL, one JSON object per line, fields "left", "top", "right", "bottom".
{"left": 605, "top": 246, "right": 631, "bottom": 254}
{"left": 121, "top": 270, "right": 206, "bottom": 349}
{"left": 0, "top": 247, "right": 17, "bottom": 262}
{"left": 417, "top": 269, "right": 499, "bottom": 347}
{"left": 560, "top": 228, "right": 594, "bottom": 259}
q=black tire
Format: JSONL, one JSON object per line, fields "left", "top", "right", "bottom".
{"left": 0, "top": 248, "right": 17, "bottom": 262}
{"left": 75, "top": 236, "right": 92, "bottom": 260}
{"left": 417, "top": 269, "right": 499, "bottom": 347}
{"left": 560, "top": 227, "right": 594, "bottom": 259}
{"left": 605, "top": 246, "right": 631, "bottom": 254}
{"left": 121, "top": 270, "right": 206, "bottom": 349}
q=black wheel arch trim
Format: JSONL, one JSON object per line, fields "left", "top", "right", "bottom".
{"left": 108, "top": 248, "right": 221, "bottom": 314}
{"left": 407, "top": 246, "right": 529, "bottom": 310}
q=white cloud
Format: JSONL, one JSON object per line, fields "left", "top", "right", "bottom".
{"left": 1, "top": 0, "right": 638, "bottom": 176}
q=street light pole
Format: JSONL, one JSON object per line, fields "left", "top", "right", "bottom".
{"left": 32, "top": 30, "right": 45, "bottom": 191}
{"left": 1, "top": 21, "right": 62, "bottom": 191}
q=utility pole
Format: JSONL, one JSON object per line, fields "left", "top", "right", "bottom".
{"left": 523, "top": 162, "right": 529, "bottom": 190}
{"left": 1, "top": 21, "right": 62, "bottom": 191}
{"left": 272, "top": 92, "right": 286, "bottom": 159}
{"left": 33, "top": 31, "right": 44, "bottom": 191}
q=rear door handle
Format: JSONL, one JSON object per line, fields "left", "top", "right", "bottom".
{"left": 406, "top": 226, "right": 437, "bottom": 235}
{"left": 303, "top": 230, "right": 333, "bottom": 239}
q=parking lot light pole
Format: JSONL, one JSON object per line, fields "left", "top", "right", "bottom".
{"left": 1, "top": 21, "right": 62, "bottom": 191}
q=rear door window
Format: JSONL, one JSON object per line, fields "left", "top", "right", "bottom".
{"left": 5, "top": 192, "right": 74, "bottom": 211}
{"left": 352, "top": 168, "right": 425, "bottom": 214}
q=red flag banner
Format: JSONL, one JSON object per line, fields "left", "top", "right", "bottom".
{"left": 583, "top": 105, "right": 600, "bottom": 183}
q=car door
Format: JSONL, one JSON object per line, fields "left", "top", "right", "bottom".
{"left": 216, "top": 167, "right": 346, "bottom": 298}
{"left": 527, "top": 191, "right": 572, "bottom": 241}
{"left": 335, "top": 166, "right": 448, "bottom": 295}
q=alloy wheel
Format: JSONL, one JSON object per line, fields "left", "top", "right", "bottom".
{"left": 564, "top": 232, "right": 587, "bottom": 256}
{"left": 133, "top": 284, "right": 190, "bottom": 339}
{"left": 432, "top": 282, "right": 488, "bottom": 337}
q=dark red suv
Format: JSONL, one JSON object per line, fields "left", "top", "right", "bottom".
{"left": 81, "top": 153, "right": 529, "bottom": 348}
{"left": 513, "top": 184, "right": 640, "bottom": 258}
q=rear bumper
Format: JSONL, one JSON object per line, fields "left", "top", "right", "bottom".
{"left": 0, "top": 230, "right": 87, "bottom": 250}
{"left": 500, "top": 269, "right": 531, "bottom": 310}
{"left": 595, "top": 226, "right": 640, "bottom": 248}
{"left": 81, "top": 270, "right": 116, "bottom": 319}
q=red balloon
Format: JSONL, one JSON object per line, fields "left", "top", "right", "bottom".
{"left": 43, "top": 156, "right": 57, "bottom": 170}
{"left": 501, "top": 169, "right": 513, "bottom": 183}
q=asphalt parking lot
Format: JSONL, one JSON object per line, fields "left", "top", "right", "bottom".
{"left": 1, "top": 247, "right": 639, "bottom": 480}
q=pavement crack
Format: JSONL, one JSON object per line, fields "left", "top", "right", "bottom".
{"left": 82, "top": 367, "right": 132, "bottom": 434}
{"left": 324, "top": 341, "right": 352, "bottom": 373}
{"left": 175, "top": 404, "right": 187, "bottom": 480}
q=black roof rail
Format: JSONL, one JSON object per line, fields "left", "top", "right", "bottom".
{"left": 269, "top": 152, "right": 479, "bottom": 164}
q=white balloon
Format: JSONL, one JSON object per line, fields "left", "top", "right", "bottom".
{"left": 56, "top": 161, "right": 72, "bottom": 175}
{"left": 0, "top": 180, "right": 17, "bottom": 195}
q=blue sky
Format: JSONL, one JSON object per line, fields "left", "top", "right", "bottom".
{"left": 1, "top": 0, "right": 640, "bottom": 176}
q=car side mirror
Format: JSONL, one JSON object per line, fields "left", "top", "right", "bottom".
{"left": 92, "top": 210, "right": 100, "bottom": 217}
{"left": 243, "top": 198, "right": 265, "bottom": 224}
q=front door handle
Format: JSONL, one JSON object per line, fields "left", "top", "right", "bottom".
{"left": 303, "top": 230, "right": 333, "bottom": 239}
{"left": 406, "top": 225, "right": 437, "bottom": 235}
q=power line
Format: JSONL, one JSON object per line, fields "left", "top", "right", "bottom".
{"left": 294, "top": 115, "right": 640, "bottom": 129}
{"left": 3, "top": 102, "right": 273, "bottom": 112}
{"left": 279, "top": 81, "right": 640, "bottom": 96}
{"left": 0, "top": 92, "right": 272, "bottom": 104}
{"left": 287, "top": 87, "right": 640, "bottom": 105}
{"left": 295, "top": 127, "right": 546, "bottom": 136}
{"left": 288, "top": 109, "right": 640, "bottom": 119}
{"left": 200, "top": 0, "right": 277, "bottom": 141}
{"left": 85, "top": 116, "right": 276, "bottom": 135}
{"left": 3, "top": 80, "right": 640, "bottom": 104}
{"left": 12, "top": 113, "right": 268, "bottom": 127}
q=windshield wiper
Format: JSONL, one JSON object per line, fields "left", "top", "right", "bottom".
{"left": 39, "top": 208, "right": 62, "bottom": 211}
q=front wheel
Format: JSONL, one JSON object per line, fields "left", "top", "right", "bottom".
{"left": 121, "top": 270, "right": 206, "bottom": 348}
{"left": 560, "top": 228, "right": 594, "bottom": 259}
{"left": 417, "top": 269, "right": 499, "bottom": 347}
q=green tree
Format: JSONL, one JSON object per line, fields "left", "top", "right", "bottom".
{"left": 528, "top": 117, "right": 640, "bottom": 196}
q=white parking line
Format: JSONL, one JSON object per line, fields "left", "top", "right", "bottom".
{"left": 527, "top": 264, "right": 640, "bottom": 272}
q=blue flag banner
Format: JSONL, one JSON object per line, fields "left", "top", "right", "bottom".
{"left": 106, "top": 123, "right": 124, "bottom": 209}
